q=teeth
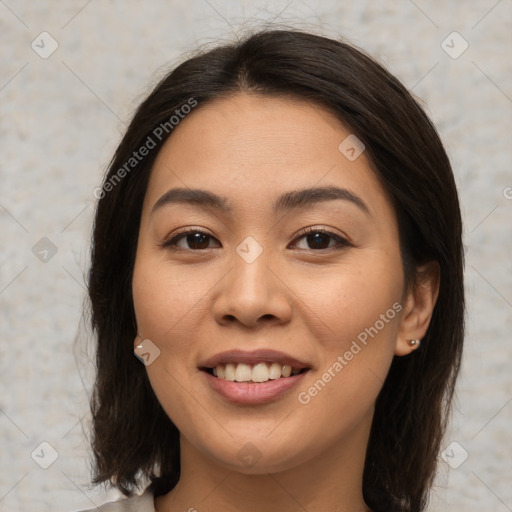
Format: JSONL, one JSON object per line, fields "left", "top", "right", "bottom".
{"left": 235, "top": 363, "right": 252, "bottom": 382}
{"left": 224, "top": 363, "right": 236, "bottom": 381}
{"left": 211, "top": 362, "right": 303, "bottom": 383}
{"left": 252, "top": 362, "right": 269, "bottom": 383}
{"left": 268, "top": 362, "right": 282, "bottom": 380}
{"left": 281, "top": 365, "right": 292, "bottom": 378}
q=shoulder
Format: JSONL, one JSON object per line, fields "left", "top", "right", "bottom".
{"left": 75, "top": 487, "right": 155, "bottom": 512}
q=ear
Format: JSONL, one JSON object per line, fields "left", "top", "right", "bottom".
{"left": 395, "top": 261, "right": 440, "bottom": 356}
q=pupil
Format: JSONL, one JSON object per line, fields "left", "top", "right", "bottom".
{"left": 189, "top": 233, "right": 209, "bottom": 249}
{"left": 308, "top": 232, "right": 329, "bottom": 249}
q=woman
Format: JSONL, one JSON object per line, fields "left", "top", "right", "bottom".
{"left": 80, "top": 28, "right": 464, "bottom": 512}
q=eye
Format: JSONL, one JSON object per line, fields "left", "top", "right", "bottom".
{"left": 290, "top": 227, "right": 352, "bottom": 251}
{"left": 160, "top": 227, "right": 352, "bottom": 252}
{"left": 161, "top": 229, "right": 219, "bottom": 251}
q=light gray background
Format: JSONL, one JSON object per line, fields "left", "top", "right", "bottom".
{"left": 1, "top": 1, "right": 511, "bottom": 511}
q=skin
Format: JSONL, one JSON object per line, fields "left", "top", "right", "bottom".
{"left": 131, "top": 93, "right": 439, "bottom": 512}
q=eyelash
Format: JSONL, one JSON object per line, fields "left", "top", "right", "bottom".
{"left": 160, "top": 226, "right": 352, "bottom": 252}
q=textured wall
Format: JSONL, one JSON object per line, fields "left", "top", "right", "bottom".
{"left": 1, "top": 1, "right": 511, "bottom": 511}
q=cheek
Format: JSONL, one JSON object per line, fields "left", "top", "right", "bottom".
{"left": 294, "top": 254, "right": 404, "bottom": 343}
{"left": 295, "top": 253, "right": 403, "bottom": 409}
{"left": 132, "top": 256, "right": 202, "bottom": 428}
{"left": 132, "top": 251, "right": 207, "bottom": 342}
{"left": 295, "top": 292, "right": 401, "bottom": 440}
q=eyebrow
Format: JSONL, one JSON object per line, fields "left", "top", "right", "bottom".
{"left": 151, "top": 185, "right": 370, "bottom": 217}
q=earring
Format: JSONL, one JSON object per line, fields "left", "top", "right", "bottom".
{"left": 135, "top": 332, "right": 143, "bottom": 349}
{"left": 408, "top": 339, "right": 421, "bottom": 348}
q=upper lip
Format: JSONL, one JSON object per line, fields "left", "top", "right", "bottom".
{"left": 198, "top": 349, "right": 311, "bottom": 370}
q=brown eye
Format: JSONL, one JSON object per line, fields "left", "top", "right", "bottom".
{"left": 161, "top": 227, "right": 351, "bottom": 252}
{"left": 291, "top": 228, "right": 352, "bottom": 251}
{"left": 162, "top": 230, "right": 219, "bottom": 251}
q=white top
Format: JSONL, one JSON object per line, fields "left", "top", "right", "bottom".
{"left": 77, "top": 487, "right": 155, "bottom": 511}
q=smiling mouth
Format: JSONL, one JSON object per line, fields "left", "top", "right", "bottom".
{"left": 200, "top": 362, "right": 310, "bottom": 383}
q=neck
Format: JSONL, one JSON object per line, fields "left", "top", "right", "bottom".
{"left": 155, "top": 414, "right": 373, "bottom": 512}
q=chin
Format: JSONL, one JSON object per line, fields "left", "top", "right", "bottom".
{"left": 199, "top": 437, "right": 315, "bottom": 475}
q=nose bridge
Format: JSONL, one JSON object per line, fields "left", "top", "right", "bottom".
{"left": 213, "top": 235, "right": 291, "bottom": 327}
{"left": 231, "top": 234, "right": 275, "bottom": 305}
{"left": 234, "top": 235, "right": 272, "bottom": 293}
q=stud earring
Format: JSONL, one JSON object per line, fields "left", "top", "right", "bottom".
{"left": 408, "top": 339, "right": 421, "bottom": 348}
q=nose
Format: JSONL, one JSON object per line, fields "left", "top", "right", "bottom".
{"left": 212, "top": 246, "right": 292, "bottom": 329}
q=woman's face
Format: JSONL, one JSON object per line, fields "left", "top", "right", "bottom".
{"left": 132, "top": 93, "right": 416, "bottom": 474}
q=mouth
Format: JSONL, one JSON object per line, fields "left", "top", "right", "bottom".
{"left": 200, "top": 362, "right": 310, "bottom": 383}
{"left": 198, "top": 349, "right": 312, "bottom": 384}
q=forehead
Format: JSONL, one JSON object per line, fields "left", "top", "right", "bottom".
{"left": 143, "top": 93, "right": 393, "bottom": 221}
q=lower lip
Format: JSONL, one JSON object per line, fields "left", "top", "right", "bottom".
{"left": 201, "top": 370, "right": 309, "bottom": 405}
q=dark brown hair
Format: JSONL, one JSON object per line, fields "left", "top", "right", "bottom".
{"left": 87, "top": 28, "right": 464, "bottom": 512}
